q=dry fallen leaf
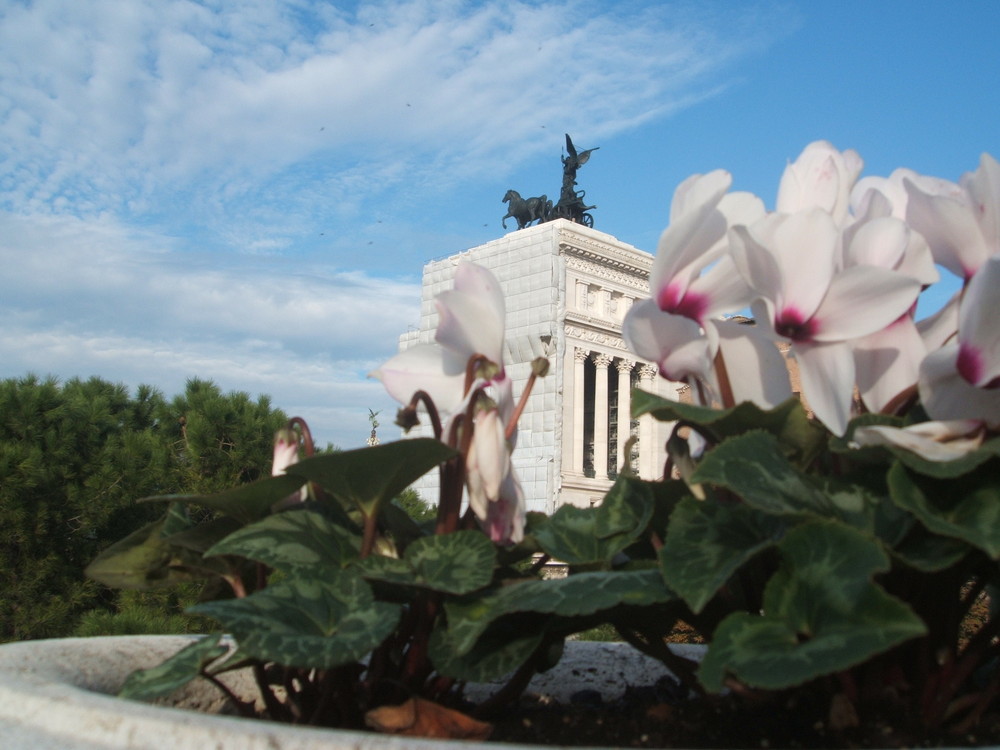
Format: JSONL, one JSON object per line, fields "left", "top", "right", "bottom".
{"left": 365, "top": 697, "right": 493, "bottom": 740}
{"left": 828, "top": 692, "right": 860, "bottom": 730}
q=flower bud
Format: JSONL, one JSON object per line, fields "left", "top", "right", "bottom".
{"left": 271, "top": 427, "right": 300, "bottom": 477}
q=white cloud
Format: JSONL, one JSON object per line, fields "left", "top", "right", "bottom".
{"left": 0, "top": 0, "right": 794, "bottom": 449}
{"left": 1, "top": 0, "right": 790, "bottom": 218}
{"left": 0, "top": 211, "right": 416, "bottom": 447}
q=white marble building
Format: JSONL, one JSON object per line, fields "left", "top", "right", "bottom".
{"left": 397, "top": 219, "right": 682, "bottom": 514}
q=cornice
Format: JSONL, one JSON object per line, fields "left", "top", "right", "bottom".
{"left": 556, "top": 224, "right": 653, "bottom": 280}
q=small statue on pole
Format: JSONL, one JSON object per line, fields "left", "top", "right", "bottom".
{"left": 501, "top": 133, "right": 598, "bottom": 230}
{"left": 367, "top": 408, "right": 381, "bottom": 447}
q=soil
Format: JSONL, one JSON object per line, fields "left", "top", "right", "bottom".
{"left": 485, "top": 679, "right": 1000, "bottom": 749}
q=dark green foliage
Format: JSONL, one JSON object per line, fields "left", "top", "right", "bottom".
{"left": 0, "top": 374, "right": 286, "bottom": 641}
{"left": 393, "top": 487, "right": 435, "bottom": 522}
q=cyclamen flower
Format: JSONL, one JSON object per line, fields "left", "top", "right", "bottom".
{"left": 730, "top": 208, "right": 921, "bottom": 436}
{"left": 852, "top": 420, "right": 986, "bottom": 462}
{"left": 371, "top": 262, "right": 525, "bottom": 544}
{"left": 271, "top": 427, "right": 300, "bottom": 477}
{"left": 919, "top": 254, "right": 1000, "bottom": 428}
{"left": 906, "top": 153, "right": 1000, "bottom": 282}
{"left": 271, "top": 426, "right": 308, "bottom": 504}
{"left": 623, "top": 170, "right": 766, "bottom": 399}
{"left": 372, "top": 262, "right": 511, "bottom": 417}
{"left": 776, "top": 140, "right": 863, "bottom": 225}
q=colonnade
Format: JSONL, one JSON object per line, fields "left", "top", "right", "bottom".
{"left": 570, "top": 347, "right": 660, "bottom": 480}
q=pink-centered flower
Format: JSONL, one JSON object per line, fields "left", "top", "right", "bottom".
{"left": 919, "top": 255, "right": 1000, "bottom": 428}
{"left": 776, "top": 140, "right": 864, "bottom": 225}
{"left": 652, "top": 171, "right": 763, "bottom": 324}
{"left": 371, "top": 262, "right": 525, "bottom": 544}
{"left": 624, "top": 170, "right": 764, "bottom": 401}
{"left": 372, "top": 262, "right": 511, "bottom": 417}
{"left": 271, "top": 429, "right": 299, "bottom": 476}
{"left": 906, "top": 153, "right": 1000, "bottom": 282}
{"left": 730, "top": 208, "right": 922, "bottom": 436}
{"left": 271, "top": 427, "right": 307, "bottom": 503}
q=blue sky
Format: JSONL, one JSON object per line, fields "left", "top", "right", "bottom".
{"left": 2, "top": 0, "right": 999, "bottom": 449}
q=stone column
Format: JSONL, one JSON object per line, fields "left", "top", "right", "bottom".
{"left": 572, "top": 348, "right": 588, "bottom": 474}
{"left": 637, "top": 364, "right": 658, "bottom": 479}
{"left": 592, "top": 353, "right": 612, "bottom": 480}
{"left": 615, "top": 359, "right": 634, "bottom": 474}
{"left": 576, "top": 281, "right": 589, "bottom": 312}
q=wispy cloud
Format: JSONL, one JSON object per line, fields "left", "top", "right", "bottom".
{"left": 0, "top": 0, "right": 793, "bottom": 447}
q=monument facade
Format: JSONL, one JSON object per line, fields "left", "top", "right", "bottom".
{"left": 397, "top": 219, "right": 682, "bottom": 515}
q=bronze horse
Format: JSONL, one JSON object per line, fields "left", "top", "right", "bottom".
{"left": 502, "top": 189, "right": 551, "bottom": 230}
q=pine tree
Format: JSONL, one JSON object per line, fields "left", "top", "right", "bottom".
{"left": 0, "top": 374, "right": 287, "bottom": 642}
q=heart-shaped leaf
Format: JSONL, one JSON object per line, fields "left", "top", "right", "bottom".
{"left": 205, "top": 509, "right": 360, "bottom": 572}
{"left": 660, "top": 496, "right": 784, "bottom": 614}
{"left": 888, "top": 461, "right": 1000, "bottom": 557}
{"left": 699, "top": 521, "right": 925, "bottom": 692}
{"left": 118, "top": 635, "right": 228, "bottom": 702}
{"left": 287, "top": 439, "right": 455, "bottom": 518}
{"left": 190, "top": 571, "right": 401, "bottom": 669}
{"left": 356, "top": 530, "right": 495, "bottom": 595}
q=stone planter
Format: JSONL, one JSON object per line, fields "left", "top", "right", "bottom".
{"left": 0, "top": 636, "right": 703, "bottom": 749}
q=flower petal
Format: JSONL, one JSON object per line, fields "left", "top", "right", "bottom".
{"left": 434, "top": 263, "right": 506, "bottom": 365}
{"left": 687, "top": 256, "right": 754, "bottom": 321}
{"left": 715, "top": 319, "right": 792, "bottom": 408}
{"left": 852, "top": 316, "right": 925, "bottom": 413}
{"left": 843, "top": 216, "right": 909, "bottom": 271}
{"left": 734, "top": 209, "right": 841, "bottom": 323}
{"left": 905, "top": 180, "right": 992, "bottom": 280}
{"left": 622, "top": 299, "right": 714, "bottom": 383}
{"left": 919, "top": 345, "right": 1000, "bottom": 428}
{"left": 776, "top": 141, "right": 863, "bottom": 224}
{"left": 917, "top": 291, "right": 959, "bottom": 352}
{"left": 961, "top": 153, "right": 1000, "bottom": 254}
{"left": 793, "top": 340, "right": 856, "bottom": 436}
{"left": 466, "top": 408, "right": 510, "bottom": 520}
{"left": 811, "top": 266, "right": 920, "bottom": 342}
{"left": 652, "top": 201, "right": 728, "bottom": 305}
{"left": 483, "top": 470, "right": 526, "bottom": 545}
{"left": 852, "top": 421, "right": 985, "bottom": 462}
{"left": 957, "top": 255, "right": 1000, "bottom": 387}
{"left": 370, "top": 343, "right": 466, "bottom": 414}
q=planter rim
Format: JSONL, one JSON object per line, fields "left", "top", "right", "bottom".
{"left": 0, "top": 635, "right": 701, "bottom": 750}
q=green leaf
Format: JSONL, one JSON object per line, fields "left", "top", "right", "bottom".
{"left": 165, "top": 517, "right": 243, "bottom": 554}
{"left": 204, "top": 509, "right": 360, "bottom": 571}
{"left": 594, "top": 476, "right": 654, "bottom": 540}
{"left": 118, "top": 635, "right": 227, "bottom": 702}
{"left": 429, "top": 623, "right": 548, "bottom": 683}
{"left": 888, "top": 461, "right": 1000, "bottom": 557}
{"left": 699, "top": 521, "right": 925, "bottom": 692}
{"left": 532, "top": 505, "right": 634, "bottom": 566}
{"left": 143, "top": 474, "right": 309, "bottom": 524}
{"left": 356, "top": 530, "right": 495, "bottom": 595}
{"left": 189, "top": 571, "right": 401, "bottom": 669}
{"left": 287, "top": 438, "right": 456, "bottom": 517}
{"left": 441, "top": 569, "right": 674, "bottom": 656}
{"left": 85, "top": 518, "right": 207, "bottom": 589}
{"left": 691, "top": 431, "right": 825, "bottom": 516}
{"left": 631, "top": 391, "right": 825, "bottom": 461}
{"left": 660, "top": 496, "right": 784, "bottom": 614}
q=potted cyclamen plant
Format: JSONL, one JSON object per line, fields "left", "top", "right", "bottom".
{"left": 2, "top": 141, "right": 999, "bottom": 749}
